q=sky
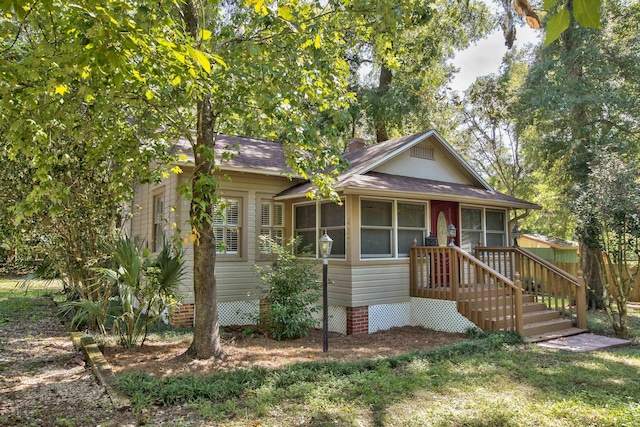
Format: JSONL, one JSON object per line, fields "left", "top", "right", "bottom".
{"left": 449, "top": 22, "right": 542, "bottom": 93}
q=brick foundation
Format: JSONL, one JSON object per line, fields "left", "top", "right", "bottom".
{"left": 169, "top": 303, "right": 195, "bottom": 327}
{"left": 346, "top": 306, "right": 369, "bottom": 335}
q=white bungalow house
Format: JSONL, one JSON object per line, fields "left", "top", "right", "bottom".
{"left": 128, "top": 130, "right": 588, "bottom": 340}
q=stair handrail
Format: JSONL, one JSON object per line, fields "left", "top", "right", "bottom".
{"left": 451, "top": 246, "right": 517, "bottom": 288}
{"left": 411, "top": 245, "right": 524, "bottom": 334}
{"left": 452, "top": 246, "right": 524, "bottom": 334}
{"left": 513, "top": 247, "right": 579, "bottom": 285}
{"left": 476, "top": 246, "right": 587, "bottom": 330}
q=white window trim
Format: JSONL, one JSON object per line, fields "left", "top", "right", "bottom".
{"left": 258, "top": 199, "right": 285, "bottom": 256}
{"left": 292, "top": 199, "right": 347, "bottom": 260}
{"left": 459, "top": 205, "right": 508, "bottom": 252}
{"left": 359, "top": 197, "right": 429, "bottom": 260}
{"left": 152, "top": 189, "right": 165, "bottom": 253}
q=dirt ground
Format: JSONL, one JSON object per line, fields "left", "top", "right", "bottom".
{"left": 1, "top": 295, "right": 467, "bottom": 426}
{"left": 105, "top": 326, "right": 468, "bottom": 377}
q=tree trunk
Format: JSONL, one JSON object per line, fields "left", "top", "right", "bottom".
{"left": 375, "top": 64, "right": 392, "bottom": 143}
{"left": 580, "top": 243, "right": 604, "bottom": 310}
{"left": 182, "top": 0, "right": 223, "bottom": 360}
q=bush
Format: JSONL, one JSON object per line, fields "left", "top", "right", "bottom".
{"left": 256, "top": 237, "right": 320, "bottom": 340}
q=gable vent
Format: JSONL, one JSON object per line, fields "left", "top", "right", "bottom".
{"left": 410, "top": 145, "right": 435, "bottom": 160}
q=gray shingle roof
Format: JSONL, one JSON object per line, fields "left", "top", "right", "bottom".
{"left": 172, "top": 132, "right": 538, "bottom": 209}
{"left": 173, "top": 134, "right": 290, "bottom": 174}
{"left": 277, "top": 171, "right": 539, "bottom": 209}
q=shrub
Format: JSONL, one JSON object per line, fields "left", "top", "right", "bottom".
{"left": 255, "top": 237, "right": 320, "bottom": 340}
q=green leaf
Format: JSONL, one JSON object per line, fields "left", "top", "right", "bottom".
{"left": 543, "top": 0, "right": 556, "bottom": 9}
{"left": 573, "top": 0, "right": 601, "bottom": 28}
{"left": 544, "top": 7, "right": 571, "bottom": 46}
{"left": 187, "top": 46, "right": 211, "bottom": 74}
{"left": 278, "top": 6, "right": 293, "bottom": 20}
{"left": 200, "top": 29, "right": 212, "bottom": 41}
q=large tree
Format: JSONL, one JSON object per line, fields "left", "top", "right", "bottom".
{"left": 2, "top": 0, "right": 441, "bottom": 359}
{"left": 519, "top": 0, "right": 640, "bottom": 308}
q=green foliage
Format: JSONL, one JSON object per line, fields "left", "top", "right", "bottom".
{"left": 59, "top": 237, "right": 185, "bottom": 347}
{"left": 543, "top": 0, "right": 601, "bottom": 46}
{"left": 107, "top": 237, "right": 186, "bottom": 348}
{"left": 255, "top": 238, "right": 320, "bottom": 341}
{"left": 116, "top": 331, "right": 639, "bottom": 425}
{"left": 574, "top": 152, "right": 640, "bottom": 338}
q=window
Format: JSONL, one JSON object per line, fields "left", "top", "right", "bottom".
{"left": 321, "top": 202, "right": 346, "bottom": 257}
{"left": 294, "top": 202, "right": 346, "bottom": 258}
{"left": 294, "top": 204, "right": 317, "bottom": 255}
{"left": 486, "top": 210, "right": 506, "bottom": 246}
{"left": 361, "top": 200, "right": 393, "bottom": 258}
{"left": 214, "top": 198, "right": 241, "bottom": 255}
{"left": 461, "top": 208, "right": 482, "bottom": 253}
{"left": 153, "top": 194, "right": 165, "bottom": 252}
{"left": 460, "top": 207, "right": 507, "bottom": 252}
{"left": 397, "top": 202, "right": 426, "bottom": 256}
{"left": 259, "top": 201, "right": 284, "bottom": 254}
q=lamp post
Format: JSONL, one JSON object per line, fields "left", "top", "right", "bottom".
{"left": 447, "top": 224, "right": 457, "bottom": 246}
{"left": 318, "top": 231, "right": 333, "bottom": 352}
{"left": 512, "top": 225, "right": 521, "bottom": 247}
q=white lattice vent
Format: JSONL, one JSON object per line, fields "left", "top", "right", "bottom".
{"left": 218, "top": 300, "right": 259, "bottom": 326}
{"left": 312, "top": 306, "right": 347, "bottom": 334}
{"left": 410, "top": 298, "right": 475, "bottom": 333}
{"left": 369, "top": 303, "right": 411, "bottom": 333}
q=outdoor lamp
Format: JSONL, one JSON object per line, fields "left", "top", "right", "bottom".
{"left": 318, "top": 231, "right": 333, "bottom": 352}
{"left": 512, "top": 225, "right": 521, "bottom": 247}
{"left": 447, "top": 224, "right": 457, "bottom": 246}
{"left": 319, "top": 231, "right": 333, "bottom": 259}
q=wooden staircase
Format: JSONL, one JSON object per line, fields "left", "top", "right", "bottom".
{"left": 410, "top": 245, "right": 588, "bottom": 341}
{"left": 461, "top": 291, "right": 586, "bottom": 342}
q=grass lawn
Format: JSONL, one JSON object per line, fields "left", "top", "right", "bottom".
{"left": 2, "top": 274, "right": 638, "bottom": 426}
{"left": 118, "top": 332, "right": 640, "bottom": 427}
{"left": 0, "top": 276, "right": 63, "bottom": 326}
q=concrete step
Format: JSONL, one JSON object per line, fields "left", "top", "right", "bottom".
{"left": 522, "top": 318, "right": 574, "bottom": 337}
{"left": 525, "top": 328, "right": 589, "bottom": 343}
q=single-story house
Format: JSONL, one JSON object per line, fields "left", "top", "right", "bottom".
{"left": 128, "top": 130, "right": 586, "bottom": 337}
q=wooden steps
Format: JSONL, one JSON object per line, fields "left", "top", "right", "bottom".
{"left": 459, "top": 287, "right": 582, "bottom": 338}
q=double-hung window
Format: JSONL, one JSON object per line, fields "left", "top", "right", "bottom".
{"left": 152, "top": 194, "right": 165, "bottom": 252}
{"left": 294, "top": 202, "right": 346, "bottom": 258}
{"left": 214, "top": 198, "right": 241, "bottom": 255}
{"left": 460, "top": 207, "right": 507, "bottom": 252}
{"left": 259, "top": 201, "right": 284, "bottom": 254}
{"left": 486, "top": 210, "right": 506, "bottom": 246}
{"left": 321, "top": 202, "right": 346, "bottom": 257}
{"left": 360, "top": 199, "right": 427, "bottom": 258}
{"left": 397, "top": 202, "right": 426, "bottom": 256}
{"left": 361, "top": 200, "right": 393, "bottom": 258}
{"left": 461, "top": 208, "right": 483, "bottom": 253}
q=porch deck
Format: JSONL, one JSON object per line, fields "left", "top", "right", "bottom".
{"left": 409, "top": 245, "right": 588, "bottom": 338}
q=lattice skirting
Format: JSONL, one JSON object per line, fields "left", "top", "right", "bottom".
{"left": 409, "top": 298, "right": 476, "bottom": 333}
{"left": 366, "top": 299, "right": 475, "bottom": 334}
{"left": 218, "top": 300, "right": 260, "bottom": 326}
{"left": 369, "top": 303, "right": 411, "bottom": 333}
{"left": 311, "top": 306, "right": 347, "bottom": 335}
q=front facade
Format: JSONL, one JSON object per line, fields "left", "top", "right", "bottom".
{"left": 129, "top": 130, "right": 538, "bottom": 334}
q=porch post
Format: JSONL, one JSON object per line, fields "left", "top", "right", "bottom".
{"left": 514, "top": 272, "right": 524, "bottom": 334}
{"left": 576, "top": 270, "right": 588, "bottom": 329}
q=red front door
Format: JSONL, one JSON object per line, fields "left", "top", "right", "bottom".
{"left": 430, "top": 201, "right": 459, "bottom": 287}
{"left": 430, "top": 200, "right": 459, "bottom": 246}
